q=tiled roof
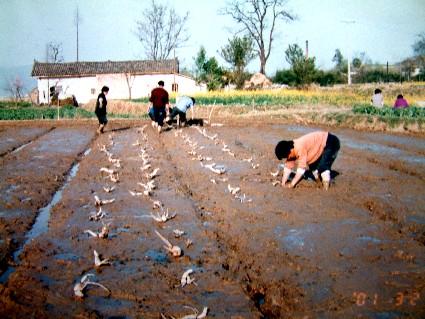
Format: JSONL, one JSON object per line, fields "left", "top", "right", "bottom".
{"left": 31, "top": 59, "right": 179, "bottom": 78}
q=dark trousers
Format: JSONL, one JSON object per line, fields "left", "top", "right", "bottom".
{"left": 309, "top": 133, "right": 340, "bottom": 173}
{"left": 148, "top": 107, "right": 154, "bottom": 121}
{"left": 96, "top": 113, "right": 108, "bottom": 125}
{"left": 153, "top": 107, "right": 166, "bottom": 126}
{"left": 167, "top": 107, "right": 187, "bottom": 124}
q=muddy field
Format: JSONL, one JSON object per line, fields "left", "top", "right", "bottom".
{"left": 0, "top": 119, "right": 424, "bottom": 318}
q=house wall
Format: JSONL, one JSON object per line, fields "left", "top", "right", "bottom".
{"left": 37, "top": 77, "right": 96, "bottom": 105}
{"left": 37, "top": 73, "right": 205, "bottom": 104}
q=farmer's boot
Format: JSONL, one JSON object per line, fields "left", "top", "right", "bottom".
{"left": 321, "top": 170, "right": 331, "bottom": 190}
{"left": 312, "top": 169, "right": 319, "bottom": 181}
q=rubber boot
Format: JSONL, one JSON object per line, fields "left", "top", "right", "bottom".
{"left": 321, "top": 170, "right": 331, "bottom": 190}
{"left": 312, "top": 170, "right": 319, "bottom": 181}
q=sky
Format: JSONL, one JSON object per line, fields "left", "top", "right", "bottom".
{"left": 0, "top": 0, "right": 424, "bottom": 76}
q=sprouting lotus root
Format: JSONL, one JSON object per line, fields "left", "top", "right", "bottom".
{"left": 73, "top": 273, "right": 110, "bottom": 298}
{"left": 94, "top": 250, "right": 110, "bottom": 267}
{"left": 227, "top": 184, "right": 241, "bottom": 195}
{"left": 84, "top": 223, "right": 109, "bottom": 239}
{"left": 89, "top": 207, "right": 107, "bottom": 221}
{"left": 181, "top": 269, "right": 197, "bottom": 287}
{"left": 94, "top": 195, "right": 115, "bottom": 206}
{"left": 154, "top": 230, "right": 182, "bottom": 257}
{"left": 150, "top": 209, "right": 176, "bottom": 223}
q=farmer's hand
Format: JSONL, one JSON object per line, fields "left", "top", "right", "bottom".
{"left": 285, "top": 183, "right": 295, "bottom": 189}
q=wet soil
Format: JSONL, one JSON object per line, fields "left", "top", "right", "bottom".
{"left": 0, "top": 119, "right": 423, "bottom": 318}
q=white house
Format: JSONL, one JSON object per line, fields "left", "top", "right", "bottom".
{"left": 31, "top": 58, "right": 205, "bottom": 104}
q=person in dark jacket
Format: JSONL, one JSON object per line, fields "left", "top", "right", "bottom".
{"left": 148, "top": 80, "right": 169, "bottom": 133}
{"left": 95, "top": 86, "right": 109, "bottom": 134}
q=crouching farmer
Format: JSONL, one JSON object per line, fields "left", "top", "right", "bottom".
{"left": 166, "top": 96, "right": 195, "bottom": 127}
{"left": 274, "top": 131, "right": 340, "bottom": 190}
{"left": 95, "top": 86, "right": 109, "bottom": 134}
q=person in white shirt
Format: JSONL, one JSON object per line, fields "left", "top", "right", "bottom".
{"left": 166, "top": 96, "right": 195, "bottom": 127}
{"left": 371, "top": 88, "right": 384, "bottom": 108}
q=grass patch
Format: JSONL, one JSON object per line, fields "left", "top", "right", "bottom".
{"left": 0, "top": 105, "right": 94, "bottom": 120}
{"left": 0, "top": 104, "right": 148, "bottom": 121}
{"left": 0, "top": 101, "right": 33, "bottom": 108}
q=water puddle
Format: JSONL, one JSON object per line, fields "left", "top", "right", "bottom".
{"left": 11, "top": 141, "right": 33, "bottom": 154}
{"left": 341, "top": 137, "right": 425, "bottom": 165}
{"left": 368, "top": 311, "right": 405, "bottom": 319}
{"left": 0, "top": 148, "right": 91, "bottom": 284}
{"left": 83, "top": 148, "right": 92, "bottom": 156}
{"left": 406, "top": 215, "right": 425, "bottom": 225}
{"left": 0, "top": 266, "right": 16, "bottom": 283}
{"left": 17, "top": 163, "right": 80, "bottom": 250}
{"left": 54, "top": 253, "right": 80, "bottom": 262}
{"left": 357, "top": 235, "right": 382, "bottom": 244}
{"left": 284, "top": 125, "right": 317, "bottom": 134}
{"left": 275, "top": 220, "right": 384, "bottom": 257}
{"left": 144, "top": 249, "right": 169, "bottom": 264}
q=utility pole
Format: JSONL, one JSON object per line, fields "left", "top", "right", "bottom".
{"left": 74, "top": 7, "right": 81, "bottom": 62}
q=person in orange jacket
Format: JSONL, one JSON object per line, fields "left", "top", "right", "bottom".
{"left": 275, "top": 131, "right": 340, "bottom": 190}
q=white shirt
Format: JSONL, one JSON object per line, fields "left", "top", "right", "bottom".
{"left": 371, "top": 93, "right": 384, "bottom": 108}
{"left": 175, "top": 96, "right": 194, "bottom": 113}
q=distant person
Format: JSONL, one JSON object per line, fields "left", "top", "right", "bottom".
{"left": 148, "top": 80, "right": 169, "bottom": 133}
{"left": 371, "top": 88, "right": 384, "bottom": 108}
{"left": 393, "top": 94, "right": 409, "bottom": 109}
{"left": 166, "top": 96, "right": 196, "bottom": 127}
{"left": 95, "top": 86, "right": 109, "bottom": 134}
{"left": 275, "top": 131, "right": 340, "bottom": 190}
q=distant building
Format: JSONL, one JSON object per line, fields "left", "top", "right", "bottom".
{"left": 31, "top": 59, "right": 205, "bottom": 104}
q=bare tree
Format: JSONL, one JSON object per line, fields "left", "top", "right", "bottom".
{"left": 46, "top": 41, "right": 64, "bottom": 63}
{"left": 135, "top": 0, "right": 189, "bottom": 60}
{"left": 124, "top": 73, "right": 136, "bottom": 99}
{"left": 5, "top": 76, "right": 25, "bottom": 104}
{"left": 221, "top": 0, "right": 294, "bottom": 74}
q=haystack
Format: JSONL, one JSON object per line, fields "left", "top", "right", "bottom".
{"left": 244, "top": 73, "right": 272, "bottom": 89}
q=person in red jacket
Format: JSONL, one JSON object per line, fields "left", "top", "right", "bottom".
{"left": 275, "top": 131, "right": 340, "bottom": 190}
{"left": 148, "top": 80, "right": 169, "bottom": 133}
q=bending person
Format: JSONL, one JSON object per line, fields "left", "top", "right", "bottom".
{"left": 275, "top": 131, "right": 340, "bottom": 190}
{"left": 166, "top": 96, "right": 195, "bottom": 127}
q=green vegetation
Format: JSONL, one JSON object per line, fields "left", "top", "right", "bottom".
{"left": 133, "top": 92, "right": 358, "bottom": 107}
{"left": 0, "top": 103, "right": 149, "bottom": 121}
{"left": 285, "top": 43, "right": 316, "bottom": 87}
{"left": 194, "top": 46, "right": 226, "bottom": 91}
{"left": 0, "top": 101, "right": 33, "bottom": 108}
{"left": 352, "top": 104, "right": 425, "bottom": 119}
{"left": 0, "top": 105, "right": 94, "bottom": 120}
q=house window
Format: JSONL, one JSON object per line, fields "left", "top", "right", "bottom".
{"left": 172, "top": 83, "right": 178, "bottom": 92}
{"left": 91, "top": 88, "right": 96, "bottom": 95}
